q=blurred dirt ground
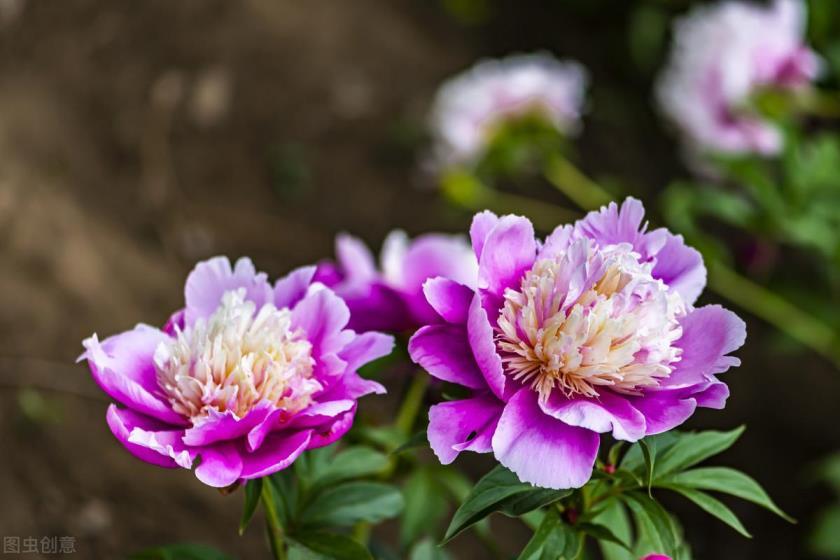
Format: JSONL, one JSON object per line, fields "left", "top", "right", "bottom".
{"left": 0, "top": 1, "right": 839, "bottom": 559}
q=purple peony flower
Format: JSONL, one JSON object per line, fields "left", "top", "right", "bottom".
{"left": 641, "top": 555, "right": 672, "bottom": 560}
{"left": 81, "top": 257, "right": 393, "bottom": 487}
{"left": 657, "top": 0, "right": 819, "bottom": 157}
{"left": 316, "top": 230, "right": 478, "bottom": 333}
{"left": 428, "top": 52, "right": 587, "bottom": 168}
{"left": 408, "top": 199, "right": 745, "bottom": 489}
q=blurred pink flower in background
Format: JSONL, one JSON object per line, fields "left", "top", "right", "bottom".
{"left": 317, "top": 230, "right": 477, "bottom": 333}
{"left": 657, "top": 0, "right": 819, "bottom": 157}
{"left": 428, "top": 52, "right": 587, "bottom": 168}
{"left": 641, "top": 555, "right": 672, "bottom": 560}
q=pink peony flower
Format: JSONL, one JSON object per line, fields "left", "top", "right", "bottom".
{"left": 408, "top": 199, "right": 745, "bottom": 489}
{"left": 316, "top": 230, "right": 478, "bottom": 332}
{"left": 429, "top": 53, "right": 587, "bottom": 168}
{"left": 657, "top": 0, "right": 820, "bottom": 157}
{"left": 642, "top": 555, "right": 672, "bottom": 560}
{"left": 81, "top": 257, "right": 393, "bottom": 487}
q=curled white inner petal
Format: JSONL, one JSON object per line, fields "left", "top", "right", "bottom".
{"left": 497, "top": 243, "right": 684, "bottom": 402}
{"left": 154, "top": 289, "right": 320, "bottom": 420}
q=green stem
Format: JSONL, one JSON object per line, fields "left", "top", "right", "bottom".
{"left": 543, "top": 153, "right": 612, "bottom": 210}
{"left": 261, "top": 482, "right": 287, "bottom": 560}
{"left": 395, "top": 373, "right": 429, "bottom": 436}
{"left": 707, "top": 259, "right": 840, "bottom": 366}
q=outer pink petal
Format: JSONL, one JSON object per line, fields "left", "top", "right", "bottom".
{"left": 409, "top": 325, "right": 486, "bottom": 389}
{"left": 628, "top": 392, "right": 698, "bottom": 436}
{"left": 274, "top": 265, "right": 317, "bottom": 309}
{"left": 194, "top": 443, "right": 244, "bottom": 488}
{"left": 650, "top": 231, "right": 706, "bottom": 305}
{"left": 336, "top": 234, "right": 377, "bottom": 282}
{"left": 539, "top": 391, "right": 647, "bottom": 442}
{"left": 82, "top": 327, "right": 186, "bottom": 425}
{"left": 184, "top": 256, "right": 272, "bottom": 325}
{"left": 467, "top": 293, "right": 507, "bottom": 400}
{"left": 182, "top": 404, "right": 273, "bottom": 447}
{"left": 423, "top": 277, "right": 473, "bottom": 324}
{"left": 660, "top": 305, "right": 746, "bottom": 390}
{"left": 106, "top": 405, "right": 179, "bottom": 468}
{"left": 477, "top": 215, "right": 537, "bottom": 298}
{"left": 428, "top": 394, "right": 503, "bottom": 464}
{"left": 240, "top": 429, "right": 312, "bottom": 480}
{"left": 291, "top": 287, "right": 353, "bottom": 358}
{"left": 338, "top": 331, "right": 395, "bottom": 371}
{"left": 492, "top": 389, "right": 599, "bottom": 489}
{"left": 470, "top": 210, "right": 500, "bottom": 261}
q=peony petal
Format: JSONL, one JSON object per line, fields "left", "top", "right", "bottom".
{"left": 661, "top": 305, "right": 745, "bottom": 390}
{"left": 336, "top": 234, "right": 377, "bottom": 282}
{"left": 82, "top": 327, "right": 186, "bottom": 425}
{"left": 409, "top": 325, "right": 485, "bottom": 389}
{"left": 628, "top": 392, "right": 698, "bottom": 436}
{"left": 691, "top": 380, "right": 730, "bottom": 409}
{"left": 291, "top": 287, "right": 352, "bottom": 358}
{"left": 467, "top": 293, "right": 507, "bottom": 400}
{"left": 182, "top": 404, "right": 273, "bottom": 447}
{"left": 651, "top": 231, "right": 706, "bottom": 305}
{"left": 477, "top": 215, "right": 537, "bottom": 298}
{"left": 492, "top": 389, "right": 599, "bottom": 489}
{"left": 338, "top": 331, "right": 395, "bottom": 372}
{"left": 194, "top": 443, "right": 244, "bottom": 488}
{"left": 240, "top": 429, "right": 312, "bottom": 480}
{"left": 428, "top": 394, "right": 503, "bottom": 464}
{"left": 396, "top": 233, "right": 478, "bottom": 294}
{"left": 307, "top": 408, "right": 356, "bottom": 449}
{"left": 274, "top": 265, "right": 317, "bottom": 310}
{"left": 470, "top": 210, "right": 500, "bottom": 261}
{"left": 106, "top": 405, "right": 180, "bottom": 468}
{"left": 423, "top": 277, "right": 473, "bottom": 324}
{"left": 540, "top": 391, "right": 647, "bottom": 442}
{"left": 184, "top": 256, "right": 272, "bottom": 325}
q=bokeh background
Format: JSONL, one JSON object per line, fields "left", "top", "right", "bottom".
{"left": 0, "top": 0, "right": 838, "bottom": 558}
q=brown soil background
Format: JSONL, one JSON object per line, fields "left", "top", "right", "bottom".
{"left": 0, "top": 1, "right": 837, "bottom": 558}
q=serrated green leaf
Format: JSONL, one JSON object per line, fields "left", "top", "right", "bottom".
{"left": 653, "top": 427, "right": 745, "bottom": 477}
{"left": 401, "top": 467, "right": 449, "bottom": 546}
{"left": 310, "top": 446, "right": 389, "bottom": 491}
{"left": 660, "top": 467, "right": 793, "bottom": 522}
{"left": 517, "top": 508, "right": 580, "bottom": 560}
{"left": 129, "top": 543, "right": 233, "bottom": 560}
{"left": 302, "top": 481, "right": 404, "bottom": 528}
{"left": 288, "top": 531, "right": 373, "bottom": 560}
{"left": 808, "top": 504, "right": 840, "bottom": 557}
{"left": 239, "top": 478, "right": 263, "bottom": 536}
{"left": 443, "top": 465, "right": 570, "bottom": 543}
{"left": 622, "top": 492, "right": 679, "bottom": 557}
{"left": 667, "top": 486, "right": 751, "bottom": 538}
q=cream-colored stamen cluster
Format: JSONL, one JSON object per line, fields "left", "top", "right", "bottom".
{"left": 497, "top": 244, "right": 683, "bottom": 402}
{"left": 154, "top": 289, "right": 320, "bottom": 420}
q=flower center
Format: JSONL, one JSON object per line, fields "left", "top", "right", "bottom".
{"left": 496, "top": 242, "right": 683, "bottom": 402}
{"left": 154, "top": 289, "right": 320, "bottom": 420}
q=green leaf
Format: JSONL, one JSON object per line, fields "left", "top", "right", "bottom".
{"left": 392, "top": 431, "right": 429, "bottom": 455}
{"left": 129, "top": 543, "right": 232, "bottom": 560}
{"left": 267, "top": 471, "right": 297, "bottom": 527}
{"left": 577, "top": 522, "right": 632, "bottom": 551}
{"left": 653, "top": 426, "right": 745, "bottom": 478}
{"left": 517, "top": 508, "right": 581, "bottom": 560}
{"left": 640, "top": 438, "right": 656, "bottom": 494}
{"left": 239, "top": 478, "right": 263, "bottom": 536}
{"left": 591, "top": 499, "right": 633, "bottom": 560}
{"left": 409, "top": 538, "right": 451, "bottom": 560}
{"left": 808, "top": 504, "right": 840, "bottom": 557}
{"left": 401, "top": 467, "right": 449, "bottom": 546}
{"left": 660, "top": 467, "right": 794, "bottom": 522}
{"left": 288, "top": 531, "right": 373, "bottom": 560}
{"left": 443, "top": 465, "right": 571, "bottom": 543}
{"left": 621, "top": 492, "right": 679, "bottom": 557}
{"left": 310, "top": 446, "right": 389, "bottom": 491}
{"left": 667, "top": 487, "right": 751, "bottom": 538}
{"left": 621, "top": 432, "right": 679, "bottom": 473}
{"left": 302, "top": 481, "right": 404, "bottom": 528}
